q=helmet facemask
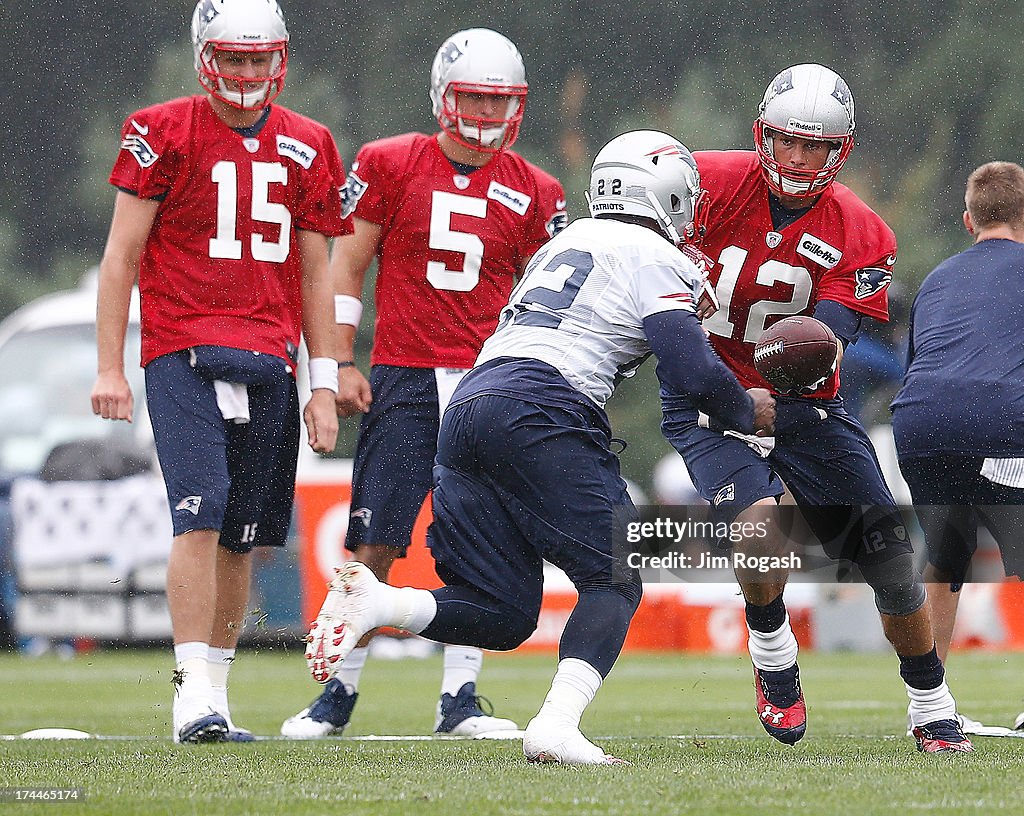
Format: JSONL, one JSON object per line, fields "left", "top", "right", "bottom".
{"left": 439, "top": 82, "right": 527, "bottom": 153}
{"left": 197, "top": 41, "right": 288, "bottom": 110}
{"left": 754, "top": 121, "right": 853, "bottom": 198}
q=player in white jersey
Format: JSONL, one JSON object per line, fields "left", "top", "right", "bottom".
{"left": 302, "top": 131, "right": 775, "bottom": 764}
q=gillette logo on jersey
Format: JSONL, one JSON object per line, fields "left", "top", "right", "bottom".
{"left": 277, "top": 136, "right": 317, "bottom": 169}
{"left": 487, "top": 181, "right": 531, "bottom": 215}
{"left": 797, "top": 233, "right": 842, "bottom": 268}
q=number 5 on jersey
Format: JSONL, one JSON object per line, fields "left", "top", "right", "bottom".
{"left": 427, "top": 191, "right": 487, "bottom": 292}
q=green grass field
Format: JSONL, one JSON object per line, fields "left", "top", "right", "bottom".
{"left": 1, "top": 647, "right": 1021, "bottom": 815}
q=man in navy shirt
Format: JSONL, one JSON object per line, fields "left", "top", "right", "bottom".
{"left": 892, "top": 160, "right": 1024, "bottom": 732}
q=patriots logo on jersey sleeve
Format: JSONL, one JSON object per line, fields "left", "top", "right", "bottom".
{"left": 545, "top": 211, "right": 568, "bottom": 237}
{"left": 121, "top": 133, "right": 159, "bottom": 168}
{"left": 340, "top": 170, "right": 368, "bottom": 218}
{"left": 854, "top": 267, "right": 893, "bottom": 299}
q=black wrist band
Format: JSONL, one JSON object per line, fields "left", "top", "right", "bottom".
{"left": 337, "top": 361, "right": 356, "bottom": 368}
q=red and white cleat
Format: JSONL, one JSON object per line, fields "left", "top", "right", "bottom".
{"left": 912, "top": 719, "right": 975, "bottom": 753}
{"left": 753, "top": 665, "right": 806, "bottom": 745}
{"left": 305, "top": 562, "right": 380, "bottom": 684}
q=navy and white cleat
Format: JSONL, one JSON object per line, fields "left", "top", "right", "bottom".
{"left": 173, "top": 707, "right": 228, "bottom": 744}
{"left": 753, "top": 664, "right": 806, "bottom": 745}
{"left": 434, "top": 682, "right": 518, "bottom": 736}
{"left": 281, "top": 679, "right": 359, "bottom": 738}
{"left": 913, "top": 718, "right": 975, "bottom": 753}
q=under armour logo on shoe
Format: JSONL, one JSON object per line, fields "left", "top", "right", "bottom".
{"left": 760, "top": 705, "right": 785, "bottom": 725}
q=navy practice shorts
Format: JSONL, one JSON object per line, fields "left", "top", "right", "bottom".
{"left": 145, "top": 348, "right": 299, "bottom": 553}
{"left": 900, "top": 455, "right": 1024, "bottom": 581}
{"left": 663, "top": 396, "right": 911, "bottom": 566}
{"left": 427, "top": 393, "right": 638, "bottom": 620}
{"left": 346, "top": 365, "right": 465, "bottom": 554}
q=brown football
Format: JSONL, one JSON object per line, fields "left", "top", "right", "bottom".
{"left": 753, "top": 316, "right": 838, "bottom": 392}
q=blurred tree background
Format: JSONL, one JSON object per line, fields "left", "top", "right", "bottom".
{"left": 6, "top": 0, "right": 1023, "bottom": 491}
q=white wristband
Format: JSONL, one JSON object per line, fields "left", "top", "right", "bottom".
{"left": 308, "top": 357, "right": 339, "bottom": 393}
{"left": 335, "top": 294, "right": 363, "bottom": 327}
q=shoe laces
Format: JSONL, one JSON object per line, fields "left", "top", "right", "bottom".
{"left": 758, "top": 665, "right": 801, "bottom": 708}
{"left": 448, "top": 685, "right": 494, "bottom": 717}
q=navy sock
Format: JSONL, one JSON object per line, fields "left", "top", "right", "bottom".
{"left": 899, "top": 646, "right": 945, "bottom": 690}
{"left": 745, "top": 594, "right": 787, "bottom": 633}
{"left": 558, "top": 581, "right": 641, "bottom": 678}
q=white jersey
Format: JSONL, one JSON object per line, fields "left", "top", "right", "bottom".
{"left": 477, "top": 217, "right": 704, "bottom": 406}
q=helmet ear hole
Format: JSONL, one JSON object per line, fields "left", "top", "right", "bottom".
{"left": 671, "top": 194, "right": 681, "bottom": 211}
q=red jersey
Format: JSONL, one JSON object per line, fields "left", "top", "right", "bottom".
{"left": 343, "top": 133, "right": 566, "bottom": 368}
{"left": 109, "top": 96, "right": 350, "bottom": 366}
{"left": 695, "top": 151, "right": 896, "bottom": 398}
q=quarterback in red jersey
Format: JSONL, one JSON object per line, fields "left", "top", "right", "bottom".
{"left": 281, "top": 28, "right": 565, "bottom": 739}
{"left": 662, "top": 63, "right": 971, "bottom": 753}
{"left": 699, "top": 150, "right": 896, "bottom": 397}
{"left": 92, "top": 0, "right": 345, "bottom": 744}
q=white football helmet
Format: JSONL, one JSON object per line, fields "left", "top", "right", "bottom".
{"left": 588, "top": 130, "right": 708, "bottom": 246}
{"left": 429, "top": 28, "right": 527, "bottom": 153}
{"left": 191, "top": 0, "right": 289, "bottom": 110}
{"left": 754, "top": 63, "right": 855, "bottom": 198}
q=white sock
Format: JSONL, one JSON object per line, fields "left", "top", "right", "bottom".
{"left": 376, "top": 584, "right": 437, "bottom": 633}
{"left": 907, "top": 681, "right": 957, "bottom": 728}
{"left": 174, "top": 641, "right": 210, "bottom": 684}
{"left": 207, "top": 647, "right": 235, "bottom": 688}
{"left": 534, "top": 658, "right": 603, "bottom": 728}
{"left": 337, "top": 646, "right": 369, "bottom": 693}
{"left": 441, "top": 645, "right": 483, "bottom": 696}
{"left": 747, "top": 615, "right": 799, "bottom": 671}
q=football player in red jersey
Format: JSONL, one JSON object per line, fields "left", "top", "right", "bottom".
{"left": 281, "top": 28, "right": 566, "bottom": 739}
{"left": 91, "top": 0, "right": 346, "bottom": 744}
{"left": 662, "top": 64, "right": 972, "bottom": 753}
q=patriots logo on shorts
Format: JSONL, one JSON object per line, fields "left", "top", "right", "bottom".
{"left": 713, "top": 484, "right": 736, "bottom": 506}
{"left": 121, "top": 134, "right": 159, "bottom": 168}
{"left": 175, "top": 496, "right": 203, "bottom": 516}
{"left": 351, "top": 507, "right": 373, "bottom": 528}
{"left": 853, "top": 267, "right": 892, "bottom": 300}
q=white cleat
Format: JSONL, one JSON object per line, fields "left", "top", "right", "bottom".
{"left": 306, "top": 562, "right": 380, "bottom": 684}
{"left": 522, "top": 717, "right": 627, "bottom": 765}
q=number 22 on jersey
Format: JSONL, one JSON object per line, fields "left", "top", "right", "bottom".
{"left": 702, "top": 245, "right": 813, "bottom": 343}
